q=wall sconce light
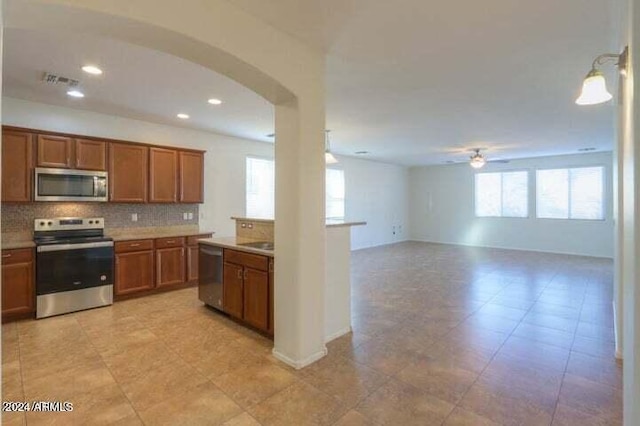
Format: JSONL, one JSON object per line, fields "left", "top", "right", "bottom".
{"left": 576, "top": 46, "right": 628, "bottom": 106}
{"left": 325, "top": 130, "right": 338, "bottom": 164}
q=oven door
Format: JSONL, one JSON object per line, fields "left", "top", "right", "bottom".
{"left": 34, "top": 168, "right": 108, "bottom": 202}
{"left": 36, "top": 242, "right": 114, "bottom": 295}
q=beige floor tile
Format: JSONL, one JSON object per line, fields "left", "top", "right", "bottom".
{"left": 552, "top": 403, "right": 620, "bottom": 426}
{"left": 558, "top": 374, "right": 623, "bottom": 424}
{"left": 137, "top": 381, "right": 243, "bottom": 426}
{"left": 343, "top": 338, "right": 424, "bottom": 376}
{"left": 566, "top": 351, "right": 622, "bottom": 390}
{"left": 120, "top": 359, "right": 209, "bottom": 411}
{"left": 212, "top": 359, "right": 298, "bottom": 408}
{"left": 333, "top": 410, "right": 375, "bottom": 426}
{"left": 221, "top": 412, "right": 262, "bottom": 426}
{"left": 325, "top": 332, "right": 371, "bottom": 356}
{"left": 459, "top": 383, "right": 553, "bottom": 426}
{"left": 299, "top": 355, "right": 389, "bottom": 408}
{"left": 25, "top": 383, "right": 136, "bottom": 426}
{"left": 443, "top": 407, "right": 501, "bottom": 426}
{"left": 395, "top": 355, "right": 479, "bottom": 404}
{"left": 1, "top": 411, "right": 27, "bottom": 426}
{"left": 356, "top": 379, "right": 454, "bottom": 426}
{"left": 248, "top": 381, "right": 347, "bottom": 426}
{"left": 101, "top": 340, "right": 183, "bottom": 384}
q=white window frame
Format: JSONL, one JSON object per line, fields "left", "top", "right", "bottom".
{"left": 474, "top": 169, "right": 530, "bottom": 218}
{"left": 245, "top": 155, "right": 275, "bottom": 219}
{"left": 535, "top": 165, "right": 606, "bottom": 221}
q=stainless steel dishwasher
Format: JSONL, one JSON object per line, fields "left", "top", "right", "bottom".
{"left": 198, "top": 244, "right": 224, "bottom": 311}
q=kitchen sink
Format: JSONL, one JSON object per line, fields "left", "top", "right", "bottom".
{"left": 237, "top": 241, "right": 274, "bottom": 251}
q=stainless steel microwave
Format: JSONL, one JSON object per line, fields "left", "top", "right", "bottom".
{"left": 34, "top": 168, "right": 108, "bottom": 202}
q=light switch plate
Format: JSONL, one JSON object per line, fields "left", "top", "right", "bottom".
{"left": 131, "top": 213, "right": 138, "bottom": 222}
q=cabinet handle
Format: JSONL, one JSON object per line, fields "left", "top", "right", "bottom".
{"left": 244, "top": 270, "right": 248, "bottom": 280}
{"left": 166, "top": 240, "right": 175, "bottom": 244}
{"left": 130, "top": 243, "right": 140, "bottom": 247}
{"left": 2, "top": 254, "right": 11, "bottom": 258}
{"left": 269, "top": 262, "right": 274, "bottom": 273}
{"left": 237, "top": 269, "right": 242, "bottom": 279}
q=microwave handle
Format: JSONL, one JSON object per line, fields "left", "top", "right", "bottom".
{"left": 93, "top": 176, "right": 98, "bottom": 196}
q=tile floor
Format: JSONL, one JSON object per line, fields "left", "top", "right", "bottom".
{"left": 1, "top": 241, "right": 622, "bottom": 425}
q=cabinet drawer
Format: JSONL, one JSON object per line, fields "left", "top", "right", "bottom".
{"left": 224, "top": 249, "right": 268, "bottom": 272}
{"left": 115, "top": 239, "right": 154, "bottom": 253}
{"left": 187, "top": 234, "right": 212, "bottom": 246}
{"left": 1, "top": 248, "right": 34, "bottom": 265}
{"left": 155, "top": 237, "right": 185, "bottom": 249}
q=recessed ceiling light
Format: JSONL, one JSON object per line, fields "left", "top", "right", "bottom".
{"left": 66, "top": 90, "right": 85, "bottom": 98}
{"left": 208, "top": 98, "right": 222, "bottom": 105}
{"left": 81, "top": 65, "right": 103, "bottom": 75}
{"left": 355, "top": 151, "right": 370, "bottom": 155}
{"left": 177, "top": 113, "right": 190, "bottom": 119}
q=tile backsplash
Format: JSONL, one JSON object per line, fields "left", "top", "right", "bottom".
{"left": 1, "top": 203, "right": 199, "bottom": 233}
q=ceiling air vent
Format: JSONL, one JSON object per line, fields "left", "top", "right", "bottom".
{"left": 42, "top": 72, "right": 79, "bottom": 87}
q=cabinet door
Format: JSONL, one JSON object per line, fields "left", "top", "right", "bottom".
{"left": 243, "top": 267, "right": 269, "bottom": 331}
{"left": 187, "top": 246, "right": 199, "bottom": 282}
{"left": 109, "top": 143, "right": 148, "bottom": 202}
{"left": 268, "top": 259, "right": 274, "bottom": 335}
{"left": 75, "top": 139, "right": 106, "bottom": 171}
{"left": 156, "top": 247, "right": 185, "bottom": 287}
{"left": 37, "top": 134, "right": 73, "bottom": 168}
{"left": 1, "top": 260, "right": 34, "bottom": 316}
{"left": 2, "top": 130, "right": 33, "bottom": 202}
{"left": 149, "top": 147, "right": 178, "bottom": 203}
{"left": 223, "top": 262, "right": 243, "bottom": 319}
{"left": 115, "top": 251, "right": 154, "bottom": 295}
{"left": 179, "top": 151, "right": 204, "bottom": 203}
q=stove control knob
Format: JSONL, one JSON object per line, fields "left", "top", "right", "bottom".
{"left": 39, "top": 221, "right": 45, "bottom": 226}
{"left": 95, "top": 220, "right": 100, "bottom": 224}
{"left": 47, "top": 221, "right": 53, "bottom": 226}
{"left": 89, "top": 220, "right": 94, "bottom": 224}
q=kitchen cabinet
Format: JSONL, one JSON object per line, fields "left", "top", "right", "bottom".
{"left": 156, "top": 237, "right": 185, "bottom": 287}
{"left": 36, "top": 134, "right": 73, "bottom": 168}
{"left": 149, "top": 147, "right": 178, "bottom": 203}
{"left": 186, "top": 234, "right": 212, "bottom": 283}
{"left": 223, "top": 262, "right": 244, "bottom": 319}
{"left": 109, "top": 143, "right": 148, "bottom": 203}
{"left": 268, "top": 258, "right": 274, "bottom": 335}
{"left": 1, "top": 248, "right": 35, "bottom": 318}
{"left": 75, "top": 138, "right": 107, "bottom": 171}
{"left": 179, "top": 151, "right": 204, "bottom": 203}
{"left": 223, "top": 249, "right": 271, "bottom": 333}
{"left": 2, "top": 129, "right": 33, "bottom": 202}
{"left": 114, "top": 240, "right": 155, "bottom": 295}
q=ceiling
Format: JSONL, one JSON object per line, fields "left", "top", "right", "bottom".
{"left": 3, "top": 0, "right": 620, "bottom": 166}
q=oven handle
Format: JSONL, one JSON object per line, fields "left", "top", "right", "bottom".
{"left": 37, "top": 241, "right": 114, "bottom": 252}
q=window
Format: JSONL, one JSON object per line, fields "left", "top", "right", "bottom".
{"left": 246, "top": 157, "right": 275, "bottom": 219}
{"left": 536, "top": 166, "right": 604, "bottom": 220}
{"left": 245, "top": 157, "right": 346, "bottom": 220}
{"left": 326, "top": 168, "right": 345, "bottom": 220}
{"left": 475, "top": 171, "right": 528, "bottom": 217}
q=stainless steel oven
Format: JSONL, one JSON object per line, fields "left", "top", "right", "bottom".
{"left": 34, "top": 218, "right": 113, "bottom": 318}
{"left": 34, "top": 167, "right": 108, "bottom": 202}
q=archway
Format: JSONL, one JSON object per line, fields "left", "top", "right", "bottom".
{"left": 3, "top": 0, "right": 328, "bottom": 367}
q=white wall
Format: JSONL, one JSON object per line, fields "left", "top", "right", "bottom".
{"left": 2, "top": 97, "right": 407, "bottom": 250}
{"left": 409, "top": 152, "right": 614, "bottom": 258}
{"left": 335, "top": 156, "right": 409, "bottom": 250}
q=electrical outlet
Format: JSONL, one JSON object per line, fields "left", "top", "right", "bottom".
{"left": 183, "top": 212, "right": 188, "bottom": 220}
{"left": 131, "top": 213, "right": 138, "bottom": 222}
{"left": 392, "top": 225, "right": 396, "bottom": 235}
{"left": 188, "top": 212, "right": 194, "bottom": 220}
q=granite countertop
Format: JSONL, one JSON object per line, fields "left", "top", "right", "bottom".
{"left": 2, "top": 238, "right": 36, "bottom": 250}
{"left": 199, "top": 236, "right": 275, "bottom": 257}
{"left": 107, "top": 227, "right": 215, "bottom": 242}
{"left": 231, "top": 216, "right": 367, "bottom": 228}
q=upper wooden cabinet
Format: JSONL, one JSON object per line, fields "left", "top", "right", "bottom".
{"left": 109, "top": 143, "right": 148, "bottom": 203}
{"left": 150, "top": 148, "right": 178, "bottom": 203}
{"left": 2, "top": 130, "right": 33, "bottom": 203}
{"left": 37, "top": 134, "right": 73, "bottom": 168}
{"left": 179, "top": 151, "right": 204, "bottom": 203}
{"left": 75, "top": 139, "right": 107, "bottom": 171}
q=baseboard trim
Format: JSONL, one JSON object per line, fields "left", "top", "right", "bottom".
{"left": 272, "top": 346, "right": 328, "bottom": 370}
{"left": 325, "top": 326, "right": 352, "bottom": 343}
{"left": 408, "top": 238, "right": 613, "bottom": 259}
{"left": 613, "top": 301, "right": 623, "bottom": 360}
{"left": 352, "top": 239, "right": 410, "bottom": 252}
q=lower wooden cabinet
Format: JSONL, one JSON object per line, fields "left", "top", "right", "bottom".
{"left": 222, "top": 249, "right": 273, "bottom": 333}
{"left": 156, "top": 247, "right": 185, "bottom": 287}
{"left": 1, "top": 248, "right": 35, "bottom": 318}
{"left": 115, "top": 250, "right": 154, "bottom": 295}
{"left": 268, "top": 258, "right": 274, "bottom": 335}
{"left": 223, "top": 262, "right": 244, "bottom": 319}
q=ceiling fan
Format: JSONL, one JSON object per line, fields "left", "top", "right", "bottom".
{"left": 447, "top": 148, "right": 510, "bottom": 169}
